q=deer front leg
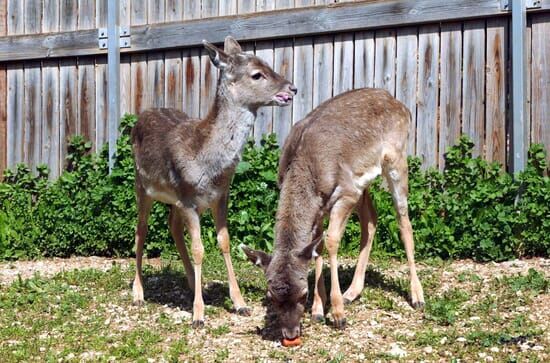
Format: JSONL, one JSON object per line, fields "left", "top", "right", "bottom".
{"left": 311, "top": 241, "right": 327, "bottom": 323}
{"left": 212, "top": 194, "right": 250, "bottom": 316}
{"left": 181, "top": 208, "right": 206, "bottom": 328}
{"left": 343, "top": 190, "right": 377, "bottom": 304}
{"left": 326, "top": 198, "right": 355, "bottom": 329}
{"left": 133, "top": 194, "right": 152, "bottom": 306}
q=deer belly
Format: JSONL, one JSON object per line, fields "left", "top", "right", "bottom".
{"left": 352, "top": 166, "right": 382, "bottom": 192}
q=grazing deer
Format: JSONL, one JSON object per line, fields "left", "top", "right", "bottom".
{"left": 131, "top": 36, "right": 297, "bottom": 328}
{"left": 242, "top": 88, "right": 425, "bottom": 341}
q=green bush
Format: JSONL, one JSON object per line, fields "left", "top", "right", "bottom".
{"left": 0, "top": 115, "right": 549, "bottom": 261}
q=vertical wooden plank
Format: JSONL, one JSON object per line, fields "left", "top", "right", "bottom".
{"left": 131, "top": 1, "right": 147, "bottom": 115}
{"left": 354, "top": 31, "right": 375, "bottom": 89}
{"left": 119, "top": 0, "right": 131, "bottom": 116}
{"left": 292, "top": 37, "right": 313, "bottom": 124}
{"left": 59, "top": 0, "right": 78, "bottom": 168}
{"left": 485, "top": 19, "right": 507, "bottom": 166}
{"left": 78, "top": 0, "right": 96, "bottom": 148}
{"left": 374, "top": 29, "right": 396, "bottom": 95}
{"left": 148, "top": 0, "right": 166, "bottom": 108}
{"left": 462, "top": 20, "right": 486, "bottom": 157}
{"left": 333, "top": 33, "right": 353, "bottom": 96}
{"left": 416, "top": 25, "right": 440, "bottom": 169}
{"left": 256, "top": 0, "right": 275, "bottom": 12}
{"left": 238, "top": 0, "right": 255, "bottom": 14}
{"left": 531, "top": 13, "right": 550, "bottom": 164}
{"left": 439, "top": 23, "right": 462, "bottom": 169}
{"left": 313, "top": 34, "right": 333, "bottom": 108}
{"left": 182, "top": 1, "right": 200, "bottom": 118}
{"left": 165, "top": 0, "right": 183, "bottom": 110}
{"left": 220, "top": 0, "right": 237, "bottom": 15}
{"left": 42, "top": 0, "right": 59, "bottom": 178}
{"left": 0, "top": 0, "right": 6, "bottom": 177}
{"left": 24, "top": 0, "right": 42, "bottom": 170}
{"left": 95, "top": 0, "right": 108, "bottom": 149}
{"left": 273, "top": 38, "right": 294, "bottom": 144}
{"left": 200, "top": 0, "right": 219, "bottom": 118}
{"left": 273, "top": 0, "right": 295, "bottom": 143}
{"left": 254, "top": 40, "right": 275, "bottom": 142}
{"left": 6, "top": 0, "right": 24, "bottom": 167}
{"left": 395, "top": 27, "right": 418, "bottom": 156}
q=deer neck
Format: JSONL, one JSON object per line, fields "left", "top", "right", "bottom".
{"left": 274, "top": 166, "right": 323, "bottom": 256}
{"left": 201, "top": 82, "right": 257, "bottom": 170}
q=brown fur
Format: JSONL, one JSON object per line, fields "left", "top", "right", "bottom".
{"left": 244, "top": 88, "right": 425, "bottom": 340}
{"left": 131, "top": 36, "right": 296, "bottom": 327}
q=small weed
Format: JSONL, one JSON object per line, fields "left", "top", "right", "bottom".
{"left": 457, "top": 271, "right": 482, "bottom": 283}
{"left": 210, "top": 324, "right": 230, "bottom": 337}
{"left": 328, "top": 352, "right": 345, "bottom": 363}
{"left": 215, "top": 348, "right": 229, "bottom": 362}
{"left": 425, "top": 288, "right": 469, "bottom": 325}
{"left": 502, "top": 269, "right": 549, "bottom": 294}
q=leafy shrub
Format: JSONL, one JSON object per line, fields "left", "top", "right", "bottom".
{"left": 0, "top": 116, "right": 549, "bottom": 261}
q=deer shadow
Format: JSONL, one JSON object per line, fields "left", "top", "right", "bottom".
{"left": 254, "top": 262, "right": 410, "bottom": 342}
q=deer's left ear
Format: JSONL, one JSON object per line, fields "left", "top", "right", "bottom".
{"left": 203, "top": 40, "right": 230, "bottom": 70}
{"left": 296, "top": 237, "right": 322, "bottom": 261}
{"left": 240, "top": 245, "right": 272, "bottom": 272}
{"left": 224, "top": 36, "right": 243, "bottom": 55}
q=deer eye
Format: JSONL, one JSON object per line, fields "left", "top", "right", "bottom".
{"left": 251, "top": 72, "right": 264, "bottom": 80}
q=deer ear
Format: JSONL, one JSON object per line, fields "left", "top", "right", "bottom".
{"left": 224, "top": 36, "right": 242, "bottom": 55}
{"left": 202, "top": 40, "right": 230, "bottom": 69}
{"left": 296, "top": 237, "right": 322, "bottom": 261}
{"left": 240, "top": 245, "right": 272, "bottom": 272}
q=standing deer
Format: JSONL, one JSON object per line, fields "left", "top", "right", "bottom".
{"left": 131, "top": 36, "right": 297, "bottom": 328}
{"left": 242, "top": 88, "right": 425, "bottom": 342}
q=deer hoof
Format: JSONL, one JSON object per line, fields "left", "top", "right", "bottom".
{"left": 333, "top": 318, "right": 347, "bottom": 330}
{"left": 133, "top": 300, "right": 144, "bottom": 307}
{"left": 412, "top": 301, "right": 425, "bottom": 310}
{"left": 237, "top": 307, "right": 252, "bottom": 316}
{"left": 311, "top": 314, "right": 325, "bottom": 324}
{"left": 192, "top": 320, "right": 205, "bottom": 329}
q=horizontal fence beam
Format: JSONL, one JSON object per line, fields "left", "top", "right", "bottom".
{"left": 0, "top": 0, "right": 549, "bottom": 62}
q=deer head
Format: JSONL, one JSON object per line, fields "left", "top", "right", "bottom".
{"left": 203, "top": 36, "right": 297, "bottom": 110}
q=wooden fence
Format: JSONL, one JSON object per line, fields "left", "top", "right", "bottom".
{"left": 0, "top": 0, "right": 549, "bottom": 179}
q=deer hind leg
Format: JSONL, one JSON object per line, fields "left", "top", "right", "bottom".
{"left": 212, "top": 194, "right": 250, "bottom": 316}
{"left": 133, "top": 192, "right": 153, "bottom": 306}
{"left": 169, "top": 207, "right": 195, "bottom": 292}
{"left": 181, "top": 207, "right": 206, "bottom": 328}
{"left": 343, "top": 189, "right": 377, "bottom": 304}
{"left": 326, "top": 197, "right": 356, "bottom": 329}
{"left": 385, "top": 155, "right": 425, "bottom": 309}
{"left": 311, "top": 224, "right": 327, "bottom": 323}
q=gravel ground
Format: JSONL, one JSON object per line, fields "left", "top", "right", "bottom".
{"left": 1, "top": 256, "right": 549, "bottom": 362}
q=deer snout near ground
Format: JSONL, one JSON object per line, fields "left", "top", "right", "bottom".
{"left": 130, "top": 35, "right": 295, "bottom": 328}
{"left": 244, "top": 88, "right": 425, "bottom": 342}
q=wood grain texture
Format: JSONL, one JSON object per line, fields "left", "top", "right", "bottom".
{"left": 273, "top": 38, "right": 293, "bottom": 144}
{"left": 396, "top": 27, "right": 418, "bottom": 156}
{"left": 313, "top": 34, "right": 333, "bottom": 108}
{"left": 333, "top": 33, "right": 354, "bottom": 96}
{"left": 148, "top": 1, "right": 166, "bottom": 109}
{"left": 354, "top": 31, "right": 375, "bottom": 89}
{"left": 0, "top": 0, "right": 6, "bottom": 177}
{"left": 200, "top": 0, "right": 219, "bottom": 118}
{"left": 3, "top": 1, "right": 550, "bottom": 62}
{"left": 292, "top": 37, "right": 314, "bottom": 124}
{"left": 119, "top": 0, "right": 132, "bottom": 116}
{"left": 41, "top": 0, "right": 59, "bottom": 177}
{"left": 7, "top": 64, "right": 24, "bottom": 166}
{"left": 238, "top": 0, "right": 255, "bottom": 14}
{"left": 24, "top": 62, "right": 41, "bottom": 168}
{"left": 165, "top": 0, "right": 183, "bottom": 110}
{"left": 531, "top": 13, "right": 550, "bottom": 164}
{"left": 485, "top": 18, "right": 507, "bottom": 165}
{"left": 462, "top": 20, "right": 486, "bottom": 157}
{"left": 416, "top": 25, "right": 440, "bottom": 168}
{"left": 78, "top": 0, "right": 95, "bottom": 148}
{"left": 374, "top": 29, "right": 396, "bottom": 95}
{"left": 255, "top": 40, "right": 275, "bottom": 141}
{"left": 439, "top": 22, "right": 462, "bottom": 169}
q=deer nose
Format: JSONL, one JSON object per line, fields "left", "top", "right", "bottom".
{"left": 288, "top": 84, "right": 298, "bottom": 95}
{"left": 282, "top": 326, "right": 301, "bottom": 340}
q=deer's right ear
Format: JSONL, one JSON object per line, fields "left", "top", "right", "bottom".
{"left": 240, "top": 244, "right": 272, "bottom": 272}
{"left": 203, "top": 40, "right": 230, "bottom": 70}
